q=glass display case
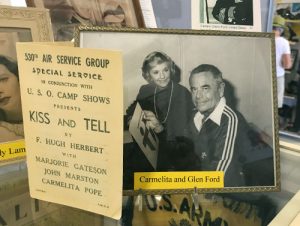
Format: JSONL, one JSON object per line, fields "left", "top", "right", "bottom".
{"left": 0, "top": 1, "right": 299, "bottom": 226}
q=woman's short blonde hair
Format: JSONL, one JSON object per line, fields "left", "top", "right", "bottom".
{"left": 141, "top": 51, "right": 175, "bottom": 82}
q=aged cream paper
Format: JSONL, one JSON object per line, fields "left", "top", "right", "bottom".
{"left": 16, "top": 43, "right": 123, "bottom": 219}
{"left": 290, "top": 212, "right": 300, "bottom": 226}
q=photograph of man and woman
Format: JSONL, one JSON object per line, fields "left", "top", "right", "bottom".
{"left": 80, "top": 30, "right": 277, "bottom": 191}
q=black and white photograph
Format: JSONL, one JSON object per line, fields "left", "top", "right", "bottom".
{"left": 192, "top": 0, "right": 262, "bottom": 32}
{"left": 0, "top": 5, "right": 52, "bottom": 164}
{"left": 207, "top": 0, "right": 253, "bottom": 25}
{"left": 76, "top": 27, "right": 278, "bottom": 193}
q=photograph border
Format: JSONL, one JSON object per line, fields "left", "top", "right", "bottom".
{"left": 0, "top": 5, "right": 53, "bottom": 164}
{"left": 75, "top": 26, "right": 279, "bottom": 195}
{"left": 0, "top": 5, "right": 53, "bottom": 42}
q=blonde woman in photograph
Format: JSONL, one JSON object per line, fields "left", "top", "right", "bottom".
{"left": 125, "top": 51, "right": 196, "bottom": 172}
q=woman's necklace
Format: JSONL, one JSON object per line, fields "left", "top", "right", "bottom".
{"left": 154, "top": 81, "right": 173, "bottom": 123}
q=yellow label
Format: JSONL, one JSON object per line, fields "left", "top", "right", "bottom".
{"left": 0, "top": 140, "right": 26, "bottom": 161}
{"left": 134, "top": 171, "right": 224, "bottom": 190}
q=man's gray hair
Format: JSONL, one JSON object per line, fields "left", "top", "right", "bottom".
{"left": 189, "top": 64, "right": 223, "bottom": 84}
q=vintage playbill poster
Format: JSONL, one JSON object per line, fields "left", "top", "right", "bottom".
{"left": 16, "top": 43, "right": 123, "bottom": 219}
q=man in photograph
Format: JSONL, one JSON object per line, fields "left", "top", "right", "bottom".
{"left": 186, "top": 64, "right": 252, "bottom": 187}
{"left": 212, "top": 0, "right": 253, "bottom": 25}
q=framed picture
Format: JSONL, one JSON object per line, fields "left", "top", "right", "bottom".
{"left": 192, "top": 0, "right": 262, "bottom": 32}
{"left": 0, "top": 5, "right": 53, "bottom": 164}
{"left": 75, "top": 27, "right": 279, "bottom": 194}
{"left": 27, "top": 0, "right": 144, "bottom": 41}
